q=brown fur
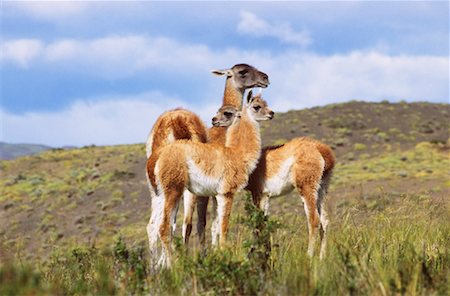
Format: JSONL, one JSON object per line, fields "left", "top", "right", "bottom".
{"left": 223, "top": 78, "right": 242, "bottom": 108}
{"left": 194, "top": 100, "right": 335, "bottom": 258}
{"left": 146, "top": 94, "right": 272, "bottom": 267}
{"left": 194, "top": 96, "right": 272, "bottom": 245}
{"left": 145, "top": 64, "right": 270, "bottom": 251}
{"left": 146, "top": 109, "right": 207, "bottom": 158}
{"left": 245, "top": 137, "right": 335, "bottom": 258}
{"left": 213, "top": 63, "right": 270, "bottom": 108}
{"left": 246, "top": 138, "right": 328, "bottom": 197}
{"left": 208, "top": 126, "right": 228, "bottom": 144}
{"left": 147, "top": 62, "right": 269, "bottom": 158}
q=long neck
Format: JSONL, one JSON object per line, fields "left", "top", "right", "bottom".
{"left": 207, "top": 126, "right": 227, "bottom": 145}
{"left": 222, "top": 78, "right": 243, "bottom": 108}
{"left": 225, "top": 109, "right": 261, "bottom": 173}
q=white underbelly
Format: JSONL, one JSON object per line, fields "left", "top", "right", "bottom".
{"left": 186, "top": 158, "right": 221, "bottom": 196}
{"left": 263, "top": 156, "right": 295, "bottom": 197}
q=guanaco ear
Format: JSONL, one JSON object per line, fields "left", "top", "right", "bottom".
{"left": 246, "top": 90, "right": 254, "bottom": 104}
{"left": 211, "top": 69, "right": 233, "bottom": 76}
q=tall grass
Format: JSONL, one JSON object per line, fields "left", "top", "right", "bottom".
{"left": 1, "top": 192, "right": 448, "bottom": 295}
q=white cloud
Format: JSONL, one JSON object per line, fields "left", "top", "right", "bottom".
{"left": 43, "top": 36, "right": 153, "bottom": 78}
{"left": 2, "top": 35, "right": 447, "bottom": 105}
{"left": 2, "top": 49, "right": 448, "bottom": 147}
{"left": 0, "top": 92, "right": 219, "bottom": 147}
{"left": 0, "top": 39, "right": 44, "bottom": 68}
{"left": 8, "top": 2, "right": 88, "bottom": 22}
{"left": 238, "top": 11, "right": 312, "bottom": 47}
{"left": 1, "top": 35, "right": 217, "bottom": 79}
{"left": 1, "top": 35, "right": 448, "bottom": 146}
{"left": 261, "top": 51, "right": 449, "bottom": 111}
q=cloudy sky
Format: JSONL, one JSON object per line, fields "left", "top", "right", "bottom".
{"left": 1, "top": 1, "right": 449, "bottom": 147}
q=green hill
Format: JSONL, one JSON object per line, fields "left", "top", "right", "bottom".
{"left": 1, "top": 101, "right": 449, "bottom": 295}
{"left": 260, "top": 100, "right": 449, "bottom": 161}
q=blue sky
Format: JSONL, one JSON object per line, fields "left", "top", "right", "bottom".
{"left": 1, "top": 1, "right": 449, "bottom": 146}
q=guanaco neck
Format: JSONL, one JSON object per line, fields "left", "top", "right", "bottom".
{"left": 225, "top": 108, "right": 261, "bottom": 171}
{"left": 208, "top": 126, "right": 227, "bottom": 144}
{"left": 210, "top": 77, "right": 244, "bottom": 145}
{"left": 222, "top": 77, "right": 244, "bottom": 108}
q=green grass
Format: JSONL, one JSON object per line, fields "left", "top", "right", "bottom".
{"left": 333, "top": 142, "right": 450, "bottom": 186}
{"left": 1, "top": 138, "right": 449, "bottom": 295}
{"left": 1, "top": 192, "right": 448, "bottom": 295}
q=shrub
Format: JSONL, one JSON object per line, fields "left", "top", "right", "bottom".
{"left": 354, "top": 143, "right": 367, "bottom": 151}
{"left": 241, "top": 193, "right": 281, "bottom": 273}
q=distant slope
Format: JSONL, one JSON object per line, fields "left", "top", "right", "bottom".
{"left": 260, "top": 100, "right": 449, "bottom": 161}
{"left": 0, "top": 101, "right": 449, "bottom": 260}
{"left": 0, "top": 142, "right": 52, "bottom": 160}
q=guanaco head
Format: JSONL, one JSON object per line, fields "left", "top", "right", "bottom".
{"left": 211, "top": 63, "right": 270, "bottom": 91}
{"left": 212, "top": 105, "right": 240, "bottom": 127}
{"left": 246, "top": 90, "right": 274, "bottom": 121}
{"left": 212, "top": 91, "right": 274, "bottom": 126}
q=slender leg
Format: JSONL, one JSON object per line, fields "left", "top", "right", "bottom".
{"left": 211, "top": 197, "right": 219, "bottom": 246}
{"left": 159, "top": 205, "right": 172, "bottom": 268}
{"left": 196, "top": 196, "right": 209, "bottom": 248}
{"left": 298, "top": 187, "right": 320, "bottom": 258}
{"left": 147, "top": 193, "right": 164, "bottom": 270}
{"left": 317, "top": 172, "right": 331, "bottom": 260}
{"left": 182, "top": 190, "right": 196, "bottom": 245}
{"left": 251, "top": 191, "right": 261, "bottom": 208}
{"left": 171, "top": 197, "right": 180, "bottom": 235}
{"left": 319, "top": 207, "right": 329, "bottom": 260}
{"left": 259, "top": 194, "right": 271, "bottom": 216}
{"left": 216, "top": 193, "right": 234, "bottom": 248}
{"left": 146, "top": 216, "right": 158, "bottom": 269}
{"left": 159, "top": 189, "right": 182, "bottom": 268}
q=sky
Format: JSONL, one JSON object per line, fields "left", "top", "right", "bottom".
{"left": 1, "top": 1, "right": 449, "bottom": 147}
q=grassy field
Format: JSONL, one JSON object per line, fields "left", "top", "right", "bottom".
{"left": 1, "top": 101, "right": 449, "bottom": 295}
{"left": 1, "top": 190, "right": 449, "bottom": 295}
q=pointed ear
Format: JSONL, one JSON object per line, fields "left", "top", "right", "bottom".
{"left": 211, "top": 69, "right": 232, "bottom": 76}
{"left": 246, "top": 90, "right": 253, "bottom": 104}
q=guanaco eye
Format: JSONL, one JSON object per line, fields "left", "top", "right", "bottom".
{"left": 253, "top": 106, "right": 261, "bottom": 111}
{"left": 224, "top": 112, "right": 233, "bottom": 117}
{"left": 238, "top": 69, "right": 248, "bottom": 77}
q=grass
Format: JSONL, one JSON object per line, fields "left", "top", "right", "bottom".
{"left": 333, "top": 142, "right": 450, "bottom": 186}
{"left": 0, "top": 122, "right": 449, "bottom": 294}
{"left": 1, "top": 191, "right": 448, "bottom": 295}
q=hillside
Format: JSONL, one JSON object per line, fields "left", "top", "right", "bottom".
{"left": 0, "top": 142, "right": 52, "bottom": 160}
{"left": 1, "top": 100, "right": 448, "bottom": 256}
{"left": 0, "top": 101, "right": 449, "bottom": 294}
{"left": 260, "top": 100, "right": 449, "bottom": 161}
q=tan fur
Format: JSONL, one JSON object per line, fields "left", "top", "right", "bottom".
{"left": 145, "top": 64, "right": 269, "bottom": 250}
{"left": 213, "top": 63, "right": 270, "bottom": 108}
{"left": 197, "top": 103, "right": 336, "bottom": 258}
{"left": 146, "top": 94, "right": 272, "bottom": 267}
{"left": 208, "top": 126, "right": 228, "bottom": 144}
{"left": 186, "top": 64, "right": 269, "bottom": 245}
{"left": 252, "top": 138, "right": 335, "bottom": 182}
{"left": 146, "top": 108, "right": 207, "bottom": 158}
{"left": 222, "top": 78, "right": 242, "bottom": 108}
{"left": 146, "top": 62, "right": 269, "bottom": 158}
{"left": 209, "top": 105, "right": 239, "bottom": 144}
{"left": 193, "top": 96, "right": 272, "bottom": 246}
{"left": 245, "top": 137, "right": 335, "bottom": 258}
